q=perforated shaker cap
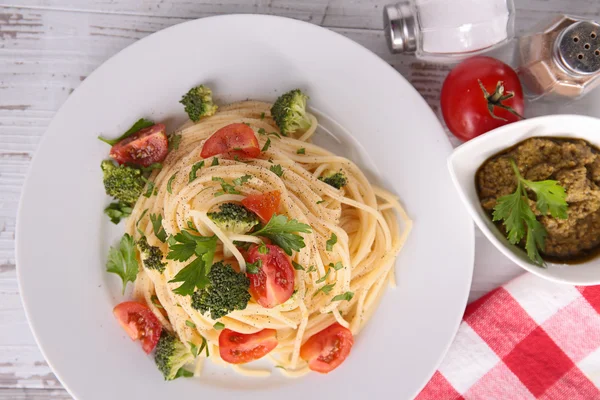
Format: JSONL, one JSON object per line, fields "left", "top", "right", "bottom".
{"left": 556, "top": 20, "right": 600, "bottom": 75}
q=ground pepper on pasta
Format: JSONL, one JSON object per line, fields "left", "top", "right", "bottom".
{"left": 113, "top": 99, "right": 411, "bottom": 377}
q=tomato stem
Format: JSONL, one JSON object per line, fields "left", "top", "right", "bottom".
{"left": 478, "top": 80, "right": 524, "bottom": 122}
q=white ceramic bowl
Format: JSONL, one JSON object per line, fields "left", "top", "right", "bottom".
{"left": 448, "top": 114, "right": 600, "bottom": 285}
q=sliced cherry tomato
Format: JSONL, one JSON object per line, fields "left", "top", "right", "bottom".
{"left": 201, "top": 123, "right": 260, "bottom": 159}
{"left": 219, "top": 328, "right": 278, "bottom": 364}
{"left": 113, "top": 301, "right": 162, "bottom": 354}
{"left": 300, "top": 323, "right": 354, "bottom": 373}
{"left": 246, "top": 244, "right": 294, "bottom": 308}
{"left": 441, "top": 56, "right": 524, "bottom": 142}
{"left": 241, "top": 191, "right": 281, "bottom": 223}
{"left": 109, "top": 123, "right": 169, "bottom": 167}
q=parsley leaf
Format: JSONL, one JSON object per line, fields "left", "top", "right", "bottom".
{"left": 492, "top": 159, "right": 567, "bottom": 266}
{"left": 316, "top": 200, "right": 325, "bottom": 204}
{"left": 149, "top": 213, "right": 167, "bottom": 242}
{"left": 262, "top": 138, "right": 271, "bottom": 152}
{"left": 137, "top": 208, "right": 149, "bottom": 226}
{"left": 314, "top": 283, "right": 335, "bottom": 297}
{"left": 270, "top": 164, "right": 284, "bottom": 177}
{"left": 168, "top": 233, "right": 218, "bottom": 295}
{"left": 141, "top": 162, "right": 163, "bottom": 172}
{"left": 292, "top": 261, "right": 305, "bottom": 271}
{"left": 211, "top": 157, "right": 219, "bottom": 166}
{"left": 315, "top": 269, "right": 332, "bottom": 284}
{"left": 297, "top": 148, "right": 305, "bottom": 155}
{"left": 185, "top": 320, "right": 196, "bottom": 328}
{"left": 106, "top": 233, "right": 138, "bottom": 294}
{"left": 213, "top": 175, "right": 251, "bottom": 196}
{"left": 104, "top": 201, "right": 133, "bottom": 224}
{"left": 143, "top": 179, "right": 156, "bottom": 198}
{"left": 189, "top": 341, "right": 199, "bottom": 357}
{"left": 167, "top": 173, "right": 177, "bottom": 194}
{"left": 151, "top": 295, "right": 163, "bottom": 309}
{"left": 232, "top": 174, "right": 252, "bottom": 186}
{"left": 260, "top": 112, "right": 265, "bottom": 120}
{"left": 189, "top": 161, "right": 204, "bottom": 183}
{"left": 524, "top": 180, "right": 568, "bottom": 219}
{"left": 329, "top": 261, "right": 344, "bottom": 270}
{"left": 187, "top": 220, "right": 198, "bottom": 232}
{"left": 326, "top": 233, "right": 337, "bottom": 251}
{"left": 98, "top": 118, "right": 154, "bottom": 146}
{"left": 332, "top": 291, "right": 354, "bottom": 302}
{"left": 174, "top": 368, "right": 194, "bottom": 379}
{"left": 169, "top": 134, "right": 182, "bottom": 151}
{"left": 198, "top": 335, "right": 210, "bottom": 357}
{"left": 246, "top": 259, "right": 262, "bottom": 274}
{"left": 213, "top": 322, "right": 225, "bottom": 330}
{"left": 258, "top": 242, "right": 269, "bottom": 254}
{"left": 251, "top": 215, "right": 312, "bottom": 255}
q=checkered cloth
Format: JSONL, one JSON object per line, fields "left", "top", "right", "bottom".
{"left": 417, "top": 273, "right": 600, "bottom": 400}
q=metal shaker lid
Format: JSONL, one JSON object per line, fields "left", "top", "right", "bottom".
{"left": 383, "top": 2, "right": 418, "bottom": 54}
{"left": 555, "top": 20, "right": 600, "bottom": 75}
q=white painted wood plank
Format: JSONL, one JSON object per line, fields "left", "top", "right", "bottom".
{"left": 0, "top": 1, "right": 598, "bottom": 397}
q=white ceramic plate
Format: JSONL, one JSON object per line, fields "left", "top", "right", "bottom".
{"left": 17, "top": 15, "right": 473, "bottom": 400}
{"left": 448, "top": 114, "right": 600, "bottom": 285}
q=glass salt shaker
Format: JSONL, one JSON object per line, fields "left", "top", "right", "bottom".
{"left": 517, "top": 15, "right": 600, "bottom": 100}
{"left": 383, "top": 0, "right": 515, "bottom": 62}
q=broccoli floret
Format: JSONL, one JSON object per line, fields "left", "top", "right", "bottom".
{"left": 137, "top": 236, "right": 166, "bottom": 273}
{"left": 207, "top": 203, "right": 259, "bottom": 235}
{"left": 154, "top": 330, "right": 195, "bottom": 381}
{"left": 180, "top": 85, "right": 218, "bottom": 122}
{"left": 101, "top": 160, "right": 145, "bottom": 204}
{"left": 270, "top": 89, "right": 312, "bottom": 136}
{"left": 319, "top": 171, "right": 347, "bottom": 189}
{"left": 191, "top": 261, "right": 251, "bottom": 320}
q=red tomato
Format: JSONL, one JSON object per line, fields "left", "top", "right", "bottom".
{"left": 109, "top": 123, "right": 169, "bottom": 167}
{"left": 113, "top": 301, "right": 162, "bottom": 353}
{"left": 219, "top": 328, "right": 278, "bottom": 364}
{"left": 246, "top": 244, "right": 295, "bottom": 308}
{"left": 201, "top": 123, "right": 260, "bottom": 159}
{"left": 300, "top": 323, "right": 354, "bottom": 373}
{"left": 441, "top": 56, "right": 524, "bottom": 142}
{"left": 241, "top": 191, "right": 281, "bottom": 223}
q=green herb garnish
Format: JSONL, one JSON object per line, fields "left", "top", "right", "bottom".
{"left": 251, "top": 215, "right": 312, "bottom": 255}
{"left": 106, "top": 233, "right": 138, "bottom": 294}
{"left": 326, "top": 233, "right": 337, "bottom": 251}
{"left": 492, "top": 159, "right": 568, "bottom": 266}
{"left": 332, "top": 291, "right": 354, "bottom": 302}
{"left": 270, "top": 164, "right": 284, "bottom": 177}
{"left": 189, "top": 161, "right": 204, "bottom": 183}
{"left": 98, "top": 118, "right": 154, "bottom": 145}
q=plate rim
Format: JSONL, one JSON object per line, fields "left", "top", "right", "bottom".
{"left": 16, "top": 13, "right": 474, "bottom": 400}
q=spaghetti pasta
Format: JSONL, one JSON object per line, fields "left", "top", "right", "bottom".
{"left": 126, "top": 100, "right": 412, "bottom": 375}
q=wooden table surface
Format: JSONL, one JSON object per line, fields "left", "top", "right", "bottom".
{"left": 2, "top": 1, "right": 600, "bottom": 399}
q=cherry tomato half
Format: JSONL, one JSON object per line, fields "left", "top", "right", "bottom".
{"left": 113, "top": 301, "right": 162, "bottom": 353}
{"left": 241, "top": 191, "right": 281, "bottom": 223}
{"left": 201, "top": 123, "right": 260, "bottom": 159}
{"left": 300, "top": 323, "right": 354, "bottom": 373}
{"left": 441, "top": 56, "right": 524, "bottom": 142}
{"left": 246, "top": 244, "right": 295, "bottom": 308}
{"left": 219, "top": 328, "right": 278, "bottom": 364}
{"left": 109, "top": 123, "right": 169, "bottom": 167}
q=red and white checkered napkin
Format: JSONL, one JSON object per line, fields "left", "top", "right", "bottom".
{"left": 416, "top": 273, "right": 600, "bottom": 400}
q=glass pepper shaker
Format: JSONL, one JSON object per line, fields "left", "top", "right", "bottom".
{"left": 383, "top": 0, "right": 515, "bottom": 62}
{"left": 517, "top": 15, "right": 600, "bottom": 100}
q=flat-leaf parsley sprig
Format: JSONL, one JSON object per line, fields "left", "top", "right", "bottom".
{"left": 251, "top": 214, "right": 312, "bottom": 256}
{"left": 492, "top": 159, "right": 568, "bottom": 266}
{"left": 166, "top": 230, "right": 218, "bottom": 296}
